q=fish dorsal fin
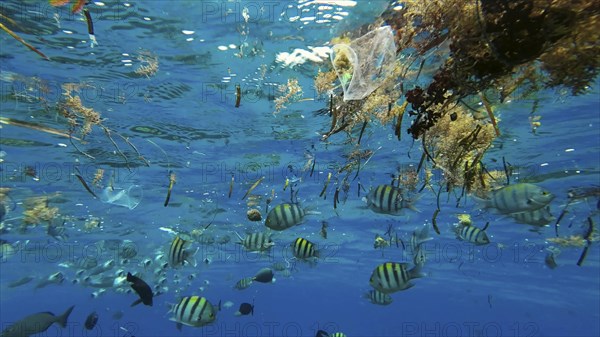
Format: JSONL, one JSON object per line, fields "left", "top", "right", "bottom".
{"left": 482, "top": 221, "right": 490, "bottom": 231}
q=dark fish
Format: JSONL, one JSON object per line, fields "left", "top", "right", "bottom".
{"left": 236, "top": 302, "right": 254, "bottom": 316}
{"left": 84, "top": 311, "right": 98, "bottom": 330}
{"left": 126, "top": 272, "right": 153, "bottom": 306}
{"left": 0, "top": 305, "right": 74, "bottom": 337}
{"left": 252, "top": 268, "right": 274, "bottom": 283}
{"left": 316, "top": 330, "right": 330, "bottom": 337}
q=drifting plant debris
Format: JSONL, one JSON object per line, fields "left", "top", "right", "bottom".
{"left": 274, "top": 78, "right": 303, "bottom": 114}
{"left": 22, "top": 195, "right": 61, "bottom": 231}
{"left": 58, "top": 83, "right": 149, "bottom": 168}
{"left": 134, "top": 50, "right": 159, "bottom": 78}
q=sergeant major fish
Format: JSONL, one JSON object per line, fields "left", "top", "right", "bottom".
{"left": 369, "top": 261, "right": 425, "bottom": 294}
{"left": 291, "top": 237, "right": 319, "bottom": 260}
{"left": 473, "top": 183, "right": 554, "bottom": 214}
{"left": 168, "top": 236, "right": 198, "bottom": 268}
{"left": 265, "top": 203, "right": 312, "bottom": 231}
{"left": 454, "top": 223, "right": 490, "bottom": 245}
{"left": 168, "top": 296, "right": 219, "bottom": 330}
{"left": 364, "top": 289, "right": 393, "bottom": 305}
{"left": 235, "top": 232, "right": 274, "bottom": 252}
{"left": 363, "top": 185, "right": 418, "bottom": 215}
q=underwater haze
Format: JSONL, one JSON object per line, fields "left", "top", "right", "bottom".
{"left": 1, "top": 1, "right": 599, "bottom": 337}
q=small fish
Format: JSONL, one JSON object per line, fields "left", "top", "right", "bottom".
{"left": 7, "top": 276, "right": 34, "bottom": 288}
{"left": 126, "top": 272, "right": 153, "bottom": 306}
{"left": 265, "top": 203, "right": 306, "bottom": 231}
{"left": 291, "top": 237, "right": 319, "bottom": 260}
{"left": 0, "top": 305, "right": 74, "bottom": 337}
{"left": 168, "top": 296, "right": 218, "bottom": 329}
{"left": 473, "top": 183, "right": 555, "bottom": 213}
{"left": 234, "top": 277, "right": 254, "bottom": 290}
{"left": 0, "top": 243, "right": 15, "bottom": 262}
{"left": 330, "top": 333, "right": 347, "bottom": 337}
{"left": 235, "top": 232, "right": 274, "bottom": 252}
{"left": 365, "top": 289, "right": 393, "bottom": 305}
{"left": 363, "top": 185, "right": 418, "bottom": 215}
{"left": 84, "top": 311, "right": 98, "bottom": 330}
{"left": 374, "top": 234, "right": 389, "bottom": 249}
{"left": 235, "top": 301, "right": 254, "bottom": 316}
{"left": 283, "top": 178, "right": 290, "bottom": 191}
{"left": 168, "top": 236, "right": 198, "bottom": 268}
{"left": 369, "top": 262, "right": 425, "bottom": 294}
{"left": 252, "top": 267, "right": 274, "bottom": 283}
{"left": 316, "top": 330, "right": 330, "bottom": 337}
{"left": 35, "top": 271, "right": 64, "bottom": 289}
{"left": 454, "top": 223, "right": 490, "bottom": 245}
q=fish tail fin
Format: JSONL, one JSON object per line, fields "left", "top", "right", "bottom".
{"left": 233, "top": 231, "right": 244, "bottom": 243}
{"left": 56, "top": 305, "right": 75, "bottom": 328}
{"left": 411, "top": 224, "right": 433, "bottom": 250}
{"left": 404, "top": 194, "right": 422, "bottom": 212}
{"left": 471, "top": 194, "right": 491, "bottom": 209}
{"left": 186, "top": 247, "right": 199, "bottom": 267}
{"left": 314, "top": 249, "right": 320, "bottom": 258}
{"left": 409, "top": 262, "right": 427, "bottom": 279}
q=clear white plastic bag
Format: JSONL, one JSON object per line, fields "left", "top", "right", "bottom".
{"left": 331, "top": 26, "right": 397, "bottom": 101}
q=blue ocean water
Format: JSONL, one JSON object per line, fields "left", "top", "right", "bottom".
{"left": 0, "top": 1, "right": 599, "bottom": 337}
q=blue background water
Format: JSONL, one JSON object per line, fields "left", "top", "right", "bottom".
{"left": 1, "top": 1, "right": 599, "bottom": 337}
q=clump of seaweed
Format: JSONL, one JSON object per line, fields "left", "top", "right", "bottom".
{"left": 314, "top": 69, "right": 338, "bottom": 95}
{"left": 58, "top": 83, "right": 149, "bottom": 168}
{"left": 134, "top": 50, "right": 159, "bottom": 78}
{"left": 22, "top": 195, "right": 60, "bottom": 230}
{"left": 274, "top": 78, "right": 303, "bottom": 114}
{"left": 547, "top": 235, "right": 591, "bottom": 248}
{"left": 60, "top": 83, "right": 101, "bottom": 138}
{"left": 310, "top": 0, "right": 599, "bottom": 206}
{"left": 424, "top": 105, "right": 496, "bottom": 193}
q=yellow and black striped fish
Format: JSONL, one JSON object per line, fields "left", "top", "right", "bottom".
{"left": 475, "top": 183, "right": 554, "bottom": 214}
{"left": 364, "top": 185, "right": 418, "bottom": 215}
{"left": 369, "top": 261, "right": 424, "bottom": 294}
{"left": 265, "top": 203, "right": 306, "bottom": 231}
{"left": 365, "top": 289, "right": 393, "bottom": 305}
{"left": 330, "top": 333, "right": 347, "bottom": 337}
{"left": 168, "top": 296, "right": 219, "bottom": 329}
{"left": 235, "top": 232, "right": 274, "bottom": 252}
{"left": 168, "top": 236, "right": 198, "bottom": 268}
{"left": 455, "top": 224, "right": 490, "bottom": 245}
{"left": 234, "top": 277, "right": 253, "bottom": 290}
{"left": 291, "top": 237, "right": 319, "bottom": 259}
